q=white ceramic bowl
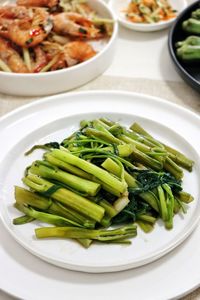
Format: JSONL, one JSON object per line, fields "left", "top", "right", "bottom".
{"left": 0, "top": 0, "right": 118, "bottom": 96}
{"left": 109, "top": 0, "right": 187, "bottom": 32}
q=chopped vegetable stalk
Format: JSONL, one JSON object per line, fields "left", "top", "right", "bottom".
{"left": 173, "top": 197, "right": 181, "bottom": 214}
{"left": 94, "top": 178, "right": 121, "bottom": 197}
{"left": 15, "top": 203, "right": 82, "bottom": 227}
{"left": 50, "top": 149, "right": 127, "bottom": 194}
{"left": 164, "top": 144, "right": 194, "bottom": 171}
{"left": 103, "top": 144, "right": 134, "bottom": 157}
{"left": 130, "top": 122, "right": 194, "bottom": 171}
{"left": 48, "top": 201, "right": 95, "bottom": 228}
{"left": 164, "top": 157, "right": 183, "bottom": 180}
{"left": 99, "top": 118, "right": 115, "bottom": 127}
{"left": 44, "top": 152, "right": 92, "bottom": 180}
{"left": 175, "top": 197, "right": 187, "bottom": 214}
{"left": 77, "top": 238, "right": 93, "bottom": 248}
{"left": 23, "top": 174, "right": 105, "bottom": 222}
{"left": 30, "top": 160, "right": 101, "bottom": 196}
{"left": 113, "top": 192, "right": 130, "bottom": 213}
{"left": 84, "top": 128, "right": 122, "bottom": 145}
{"left": 104, "top": 239, "right": 132, "bottom": 245}
{"left": 99, "top": 199, "right": 118, "bottom": 218}
{"left": 102, "top": 158, "right": 159, "bottom": 211}
{"left": 176, "top": 191, "right": 194, "bottom": 203}
{"left": 15, "top": 186, "right": 95, "bottom": 228}
{"left": 137, "top": 214, "right": 157, "bottom": 224}
{"left": 157, "top": 185, "right": 168, "bottom": 221}
{"left": 35, "top": 224, "right": 137, "bottom": 242}
{"left": 131, "top": 147, "right": 163, "bottom": 171}
{"left": 139, "top": 191, "right": 159, "bottom": 212}
{"left": 13, "top": 214, "right": 35, "bottom": 225}
{"left": 102, "top": 158, "right": 138, "bottom": 188}
{"left": 162, "top": 183, "right": 174, "bottom": 229}
{"left": 15, "top": 186, "right": 51, "bottom": 210}
{"left": 100, "top": 214, "right": 112, "bottom": 227}
{"left": 119, "top": 135, "right": 152, "bottom": 153}
{"left": 137, "top": 220, "right": 154, "bottom": 233}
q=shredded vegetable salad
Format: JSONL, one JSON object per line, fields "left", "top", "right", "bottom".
{"left": 125, "top": 0, "right": 177, "bottom": 24}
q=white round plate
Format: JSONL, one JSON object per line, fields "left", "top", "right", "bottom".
{"left": 109, "top": 0, "right": 187, "bottom": 32}
{"left": 0, "top": 91, "right": 200, "bottom": 299}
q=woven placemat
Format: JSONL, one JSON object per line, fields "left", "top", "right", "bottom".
{"left": 0, "top": 75, "right": 200, "bottom": 116}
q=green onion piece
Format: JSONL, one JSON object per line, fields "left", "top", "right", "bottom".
{"left": 40, "top": 54, "right": 60, "bottom": 72}
{"left": 23, "top": 48, "right": 32, "bottom": 71}
{"left": 0, "top": 59, "right": 12, "bottom": 72}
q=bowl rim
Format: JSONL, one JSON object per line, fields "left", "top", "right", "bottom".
{"left": 109, "top": 0, "right": 188, "bottom": 30}
{"left": 168, "top": 0, "right": 200, "bottom": 87}
{"left": 0, "top": 0, "right": 118, "bottom": 78}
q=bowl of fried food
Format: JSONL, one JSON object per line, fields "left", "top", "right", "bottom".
{"left": 109, "top": 0, "right": 187, "bottom": 32}
{"left": 0, "top": 0, "right": 118, "bottom": 96}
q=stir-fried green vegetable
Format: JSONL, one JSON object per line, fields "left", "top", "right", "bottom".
{"left": 13, "top": 118, "right": 194, "bottom": 248}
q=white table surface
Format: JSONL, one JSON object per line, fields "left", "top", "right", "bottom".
{"left": 0, "top": 1, "right": 198, "bottom": 299}
{"left": 105, "top": 0, "right": 195, "bottom": 82}
{"left": 105, "top": 25, "right": 179, "bottom": 81}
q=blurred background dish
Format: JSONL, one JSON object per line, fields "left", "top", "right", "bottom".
{"left": 0, "top": 0, "right": 118, "bottom": 96}
{"left": 109, "top": 0, "right": 187, "bottom": 32}
{"left": 168, "top": 0, "right": 200, "bottom": 92}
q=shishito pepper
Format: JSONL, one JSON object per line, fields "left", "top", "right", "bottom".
{"left": 192, "top": 8, "right": 200, "bottom": 20}
{"left": 182, "top": 18, "right": 200, "bottom": 35}
{"left": 177, "top": 44, "right": 200, "bottom": 61}
{"left": 176, "top": 36, "right": 200, "bottom": 61}
{"left": 176, "top": 35, "right": 200, "bottom": 48}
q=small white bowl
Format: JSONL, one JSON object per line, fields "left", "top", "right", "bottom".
{"left": 109, "top": 0, "right": 187, "bottom": 32}
{"left": 0, "top": 0, "right": 118, "bottom": 96}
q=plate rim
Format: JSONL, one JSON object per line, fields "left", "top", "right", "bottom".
{"left": 0, "top": 90, "right": 200, "bottom": 124}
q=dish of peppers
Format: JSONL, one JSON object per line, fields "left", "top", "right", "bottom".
{"left": 168, "top": 0, "right": 200, "bottom": 92}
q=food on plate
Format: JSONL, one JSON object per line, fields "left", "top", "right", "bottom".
{"left": 182, "top": 8, "right": 200, "bottom": 34}
{"left": 176, "top": 36, "right": 200, "bottom": 61}
{"left": 13, "top": 119, "right": 194, "bottom": 248}
{"left": 183, "top": 18, "right": 200, "bottom": 34}
{"left": 125, "top": 0, "right": 177, "bottom": 24}
{"left": 191, "top": 8, "right": 200, "bottom": 20}
{"left": 0, "top": 0, "right": 113, "bottom": 73}
{"left": 176, "top": 8, "right": 200, "bottom": 61}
